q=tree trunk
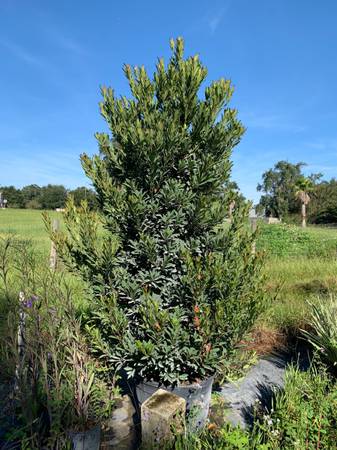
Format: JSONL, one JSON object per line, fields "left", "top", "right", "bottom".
{"left": 301, "top": 202, "right": 306, "bottom": 228}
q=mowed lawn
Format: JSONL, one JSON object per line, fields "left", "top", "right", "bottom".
{"left": 0, "top": 208, "right": 63, "bottom": 254}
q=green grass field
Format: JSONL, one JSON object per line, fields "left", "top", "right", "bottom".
{"left": 255, "top": 222, "right": 337, "bottom": 330}
{"left": 0, "top": 209, "right": 63, "bottom": 254}
{"left": 1, "top": 209, "right": 337, "bottom": 333}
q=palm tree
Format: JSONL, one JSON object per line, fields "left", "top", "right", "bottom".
{"left": 295, "top": 177, "right": 314, "bottom": 228}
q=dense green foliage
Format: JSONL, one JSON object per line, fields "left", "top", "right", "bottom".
{"left": 50, "top": 38, "right": 265, "bottom": 384}
{"left": 309, "top": 178, "right": 337, "bottom": 224}
{"left": 2, "top": 224, "right": 337, "bottom": 450}
{"left": 0, "top": 184, "right": 96, "bottom": 210}
{"left": 257, "top": 161, "right": 307, "bottom": 218}
{"left": 2, "top": 209, "right": 337, "bottom": 334}
{"left": 257, "top": 161, "right": 321, "bottom": 219}
{"left": 256, "top": 161, "right": 337, "bottom": 225}
{"left": 159, "top": 423, "right": 261, "bottom": 449}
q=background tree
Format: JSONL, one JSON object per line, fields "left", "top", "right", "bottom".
{"left": 295, "top": 176, "right": 314, "bottom": 228}
{"left": 257, "top": 161, "right": 321, "bottom": 219}
{"left": 21, "top": 184, "right": 42, "bottom": 208}
{"left": 40, "top": 185, "right": 67, "bottom": 209}
{"left": 0, "top": 184, "right": 99, "bottom": 210}
{"left": 0, "top": 186, "right": 23, "bottom": 208}
{"left": 68, "top": 186, "right": 97, "bottom": 209}
{"left": 48, "top": 38, "right": 265, "bottom": 385}
{"left": 309, "top": 178, "right": 337, "bottom": 224}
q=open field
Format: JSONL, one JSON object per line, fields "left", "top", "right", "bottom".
{"left": 1, "top": 209, "right": 337, "bottom": 332}
{"left": 0, "top": 208, "right": 63, "bottom": 254}
{"left": 256, "top": 222, "right": 337, "bottom": 330}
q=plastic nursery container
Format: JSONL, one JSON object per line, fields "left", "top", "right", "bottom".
{"left": 68, "top": 425, "right": 101, "bottom": 450}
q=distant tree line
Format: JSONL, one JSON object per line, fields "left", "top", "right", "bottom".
{"left": 257, "top": 161, "right": 337, "bottom": 224}
{"left": 0, "top": 184, "right": 97, "bottom": 210}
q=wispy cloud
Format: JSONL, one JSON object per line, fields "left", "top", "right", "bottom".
{"left": 208, "top": 10, "right": 225, "bottom": 33}
{"left": 45, "top": 27, "right": 87, "bottom": 56}
{"left": 0, "top": 39, "right": 45, "bottom": 67}
{"left": 241, "top": 111, "right": 306, "bottom": 133}
{"left": 305, "top": 139, "right": 337, "bottom": 154}
{"left": 183, "top": 2, "right": 231, "bottom": 37}
{"left": 53, "top": 34, "right": 86, "bottom": 55}
{"left": 207, "top": 3, "right": 231, "bottom": 34}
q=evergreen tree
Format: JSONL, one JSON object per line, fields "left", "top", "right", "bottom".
{"left": 49, "top": 39, "right": 265, "bottom": 384}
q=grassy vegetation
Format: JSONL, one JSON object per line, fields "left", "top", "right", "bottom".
{"left": 1, "top": 209, "right": 337, "bottom": 337}
{"left": 1, "top": 209, "right": 337, "bottom": 447}
{"left": 262, "top": 257, "right": 337, "bottom": 330}
{"left": 257, "top": 222, "right": 337, "bottom": 258}
{"left": 0, "top": 208, "right": 63, "bottom": 254}
{"left": 164, "top": 365, "right": 337, "bottom": 449}
{"left": 0, "top": 210, "right": 88, "bottom": 319}
{"left": 255, "top": 223, "right": 337, "bottom": 334}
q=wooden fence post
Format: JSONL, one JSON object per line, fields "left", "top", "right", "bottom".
{"left": 15, "top": 291, "right": 26, "bottom": 391}
{"left": 250, "top": 217, "right": 257, "bottom": 255}
{"left": 49, "top": 219, "right": 59, "bottom": 270}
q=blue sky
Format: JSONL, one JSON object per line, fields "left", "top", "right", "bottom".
{"left": 1, "top": 0, "right": 337, "bottom": 202}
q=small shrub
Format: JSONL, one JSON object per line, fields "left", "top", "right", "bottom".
{"left": 301, "top": 295, "right": 337, "bottom": 368}
{"left": 25, "top": 199, "right": 42, "bottom": 209}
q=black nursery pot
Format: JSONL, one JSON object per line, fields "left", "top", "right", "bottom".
{"left": 136, "top": 377, "right": 214, "bottom": 431}
{"left": 68, "top": 425, "right": 101, "bottom": 450}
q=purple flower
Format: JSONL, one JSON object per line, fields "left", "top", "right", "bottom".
{"left": 23, "top": 295, "right": 38, "bottom": 308}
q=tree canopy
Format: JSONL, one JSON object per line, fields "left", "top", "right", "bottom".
{"left": 257, "top": 161, "right": 322, "bottom": 218}
{"left": 309, "top": 178, "right": 337, "bottom": 224}
{"left": 0, "top": 184, "right": 97, "bottom": 210}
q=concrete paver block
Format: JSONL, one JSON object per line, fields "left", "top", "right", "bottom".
{"left": 141, "top": 389, "right": 186, "bottom": 447}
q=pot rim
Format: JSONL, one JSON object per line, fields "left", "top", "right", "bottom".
{"left": 138, "top": 375, "right": 214, "bottom": 388}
